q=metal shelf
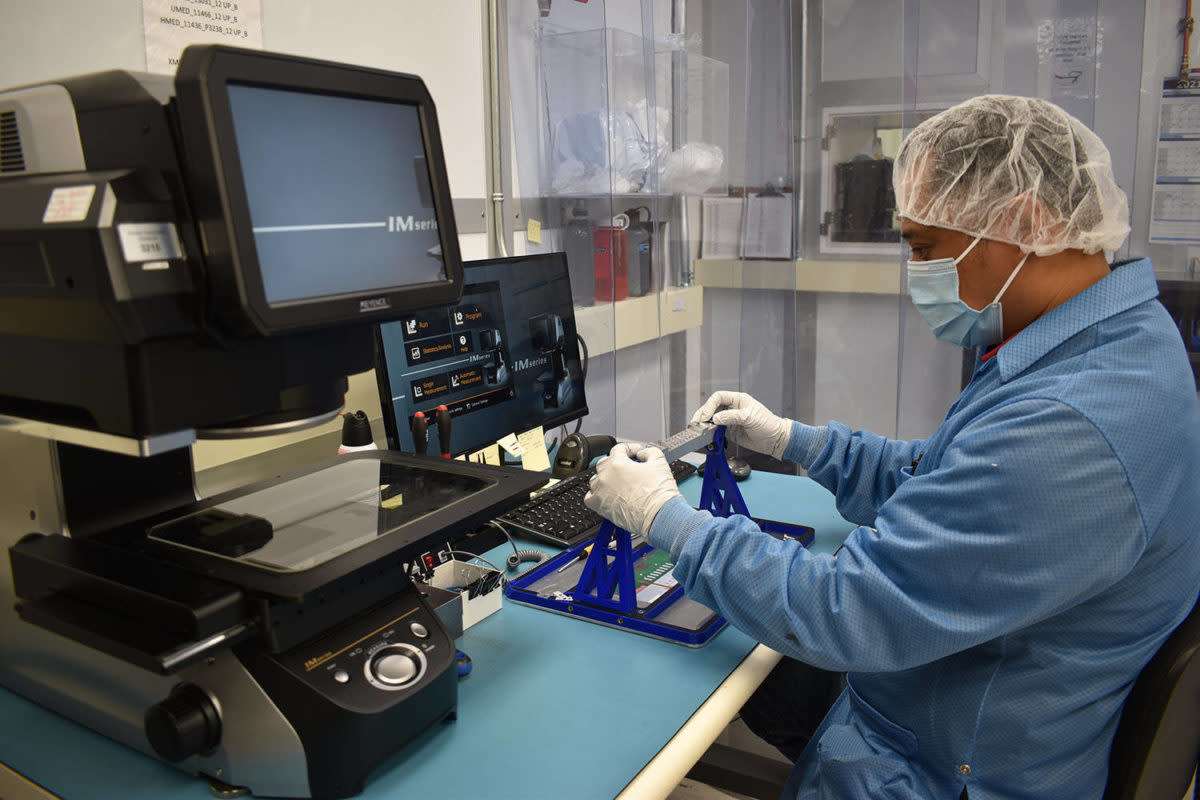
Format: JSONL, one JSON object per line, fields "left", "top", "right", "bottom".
{"left": 573, "top": 285, "right": 704, "bottom": 357}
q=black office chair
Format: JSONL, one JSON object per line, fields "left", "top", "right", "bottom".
{"left": 1104, "top": 594, "right": 1200, "bottom": 800}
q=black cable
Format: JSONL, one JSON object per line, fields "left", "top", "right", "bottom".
{"left": 577, "top": 332, "right": 589, "bottom": 380}
{"left": 573, "top": 332, "right": 589, "bottom": 436}
{"left": 624, "top": 204, "right": 652, "bottom": 223}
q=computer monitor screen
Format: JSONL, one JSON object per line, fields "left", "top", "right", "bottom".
{"left": 172, "top": 45, "right": 464, "bottom": 335}
{"left": 226, "top": 83, "right": 446, "bottom": 305}
{"left": 376, "top": 253, "right": 588, "bottom": 457}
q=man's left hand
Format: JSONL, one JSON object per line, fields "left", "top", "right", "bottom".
{"left": 583, "top": 443, "right": 682, "bottom": 537}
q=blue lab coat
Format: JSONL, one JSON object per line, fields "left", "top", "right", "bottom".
{"left": 650, "top": 258, "right": 1200, "bottom": 799}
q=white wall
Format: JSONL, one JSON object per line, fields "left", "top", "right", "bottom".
{"left": 0, "top": 1, "right": 489, "bottom": 198}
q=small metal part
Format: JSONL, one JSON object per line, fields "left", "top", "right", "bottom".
{"left": 159, "top": 623, "right": 254, "bottom": 673}
{"left": 208, "top": 777, "right": 251, "bottom": 798}
{"left": 657, "top": 421, "right": 717, "bottom": 461}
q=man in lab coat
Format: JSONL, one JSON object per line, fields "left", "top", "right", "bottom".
{"left": 585, "top": 95, "right": 1200, "bottom": 799}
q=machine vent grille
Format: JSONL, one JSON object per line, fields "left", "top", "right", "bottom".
{"left": 0, "top": 111, "right": 26, "bottom": 173}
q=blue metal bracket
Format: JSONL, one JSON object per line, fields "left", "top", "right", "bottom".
{"left": 697, "top": 426, "right": 815, "bottom": 546}
{"left": 572, "top": 519, "right": 637, "bottom": 613}
{"left": 697, "top": 426, "right": 750, "bottom": 518}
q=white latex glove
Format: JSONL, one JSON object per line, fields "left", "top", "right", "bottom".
{"left": 690, "top": 390, "right": 791, "bottom": 459}
{"left": 583, "top": 443, "right": 683, "bottom": 537}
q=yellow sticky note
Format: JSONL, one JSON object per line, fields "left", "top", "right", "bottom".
{"left": 517, "top": 426, "right": 551, "bottom": 472}
{"left": 526, "top": 218, "right": 542, "bottom": 244}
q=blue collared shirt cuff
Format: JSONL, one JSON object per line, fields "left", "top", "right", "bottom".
{"left": 782, "top": 421, "right": 827, "bottom": 468}
{"left": 647, "top": 496, "right": 714, "bottom": 559}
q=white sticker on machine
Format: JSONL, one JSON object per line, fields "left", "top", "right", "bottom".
{"left": 117, "top": 222, "right": 184, "bottom": 264}
{"left": 42, "top": 185, "right": 96, "bottom": 223}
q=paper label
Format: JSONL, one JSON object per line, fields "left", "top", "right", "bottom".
{"left": 1035, "top": 16, "right": 1097, "bottom": 124}
{"left": 117, "top": 222, "right": 183, "bottom": 263}
{"left": 497, "top": 433, "right": 524, "bottom": 457}
{"left": 466, "top": 444, "right": 502, "bottom": 465}
{"left": 142, "top": 0, "right": 264, "bottom": 75}
{"left": 742, "top": 194, "right": 792, "bottom": 259}
{"left": 700, "top": 197, "right": 744, "bottom": 259}
{"left": 1151, "top": 83, "right": 1200, "bottom": 243}
{"left": 526, "top": 218, "right": 542, "bottom": 244}
{"left": 42, "top": 185, "right": 96, "bottom": 223}
{"left": 517, "top": 426, "right": 550, "bottom": 472}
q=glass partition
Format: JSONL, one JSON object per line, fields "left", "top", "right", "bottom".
{"left": 686, "top": 0, "right": 805, "bottom": 474}
{"left": 506, "top": 0, "right": 708, "bottom": 447}
{"left": 503, "top": 0, "right": 1191, "bottom": 469}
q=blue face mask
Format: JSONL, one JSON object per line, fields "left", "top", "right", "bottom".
{"left": 907, "top": 236, "right": 1031, "bottom": 349}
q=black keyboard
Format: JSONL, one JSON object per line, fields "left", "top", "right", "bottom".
{"left": 496, "top": 459, "right": 698, "bottom": 547}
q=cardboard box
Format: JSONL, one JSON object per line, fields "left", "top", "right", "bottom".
{"left": 429, "top": 558, "right": 504, "bottom": 631}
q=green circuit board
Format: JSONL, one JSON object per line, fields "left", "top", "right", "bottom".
{"left": 634, "top": 548, "right": 674, "bottom": 588}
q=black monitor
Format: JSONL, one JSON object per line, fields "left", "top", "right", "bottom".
{"left": 173, "top": 45, "right": 464, "bottom": 335}
{"left": 375, "top": 253, "right": 588, "bottom": 457}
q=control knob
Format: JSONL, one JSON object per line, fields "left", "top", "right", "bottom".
{"left": 365, "top": 644, "right": 426, "bottom": 690}
{"left": 144, "top": 684, "right": 221, "bottom": 762}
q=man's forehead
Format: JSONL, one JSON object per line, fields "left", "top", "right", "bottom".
{"left": 901, "top": 220, "right": 977, "bottom": 248}
{"left": 900, "top": 219, "right": 939, "bottom": 239}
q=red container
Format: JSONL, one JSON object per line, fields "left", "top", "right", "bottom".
{"left": 593, "top": 226, "right": 629, "bottom": 302}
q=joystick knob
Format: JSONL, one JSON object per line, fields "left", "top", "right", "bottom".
{"left": 144, "top": 684, "right": 221, "bottom": 762}
{"left": 373, "top": 651, "right": 420, "bottom": 685}
{"left": 364, "top": 644, "right": 426, "bottom": 690}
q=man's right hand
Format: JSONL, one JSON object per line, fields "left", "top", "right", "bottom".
{"left": 690, "top": 391, "right": 792, "bottom": 460}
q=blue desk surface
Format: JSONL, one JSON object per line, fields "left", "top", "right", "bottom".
{"left": 0, "top": 471, "right": 852, "bottom": 800}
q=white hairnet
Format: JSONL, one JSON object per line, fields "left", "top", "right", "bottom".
{"left": 893, "top": 95, "right": 1129, "bottom": 256}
